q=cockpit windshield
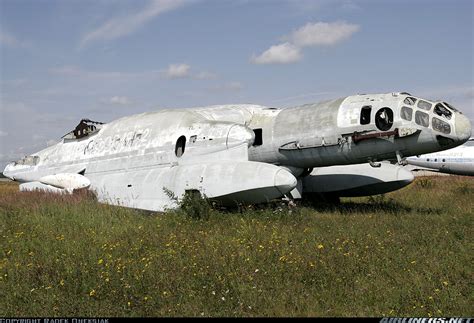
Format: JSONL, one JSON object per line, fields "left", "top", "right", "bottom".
{"left": 434, "top": 103, "right": 452, "bottom": 120}
{"left": 62, "top": 119, "right": 104, "bottom": 140}
{"left": 13, "top": 155, "right": 40, "bottom": 166}
{"left": 401, "top": 96, "right": 460, "bottom": 135}
{"left": 443, "top": 102, "right": 460, "bottom": 113}
{"left": 403, "top": 97, "right": 417, "bottom": 106}
{"left": 417, "top": 100, "right": 432, "bottom": 111}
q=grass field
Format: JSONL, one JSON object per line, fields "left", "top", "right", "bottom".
{"left": 0, "top": 176, "right": 472, "bottom": 317}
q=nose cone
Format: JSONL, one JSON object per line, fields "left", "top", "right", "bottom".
{"left": 455, "top": 114, "right": 472, "bottom": 143}
{"left": 274, "top": 168, "right": 297, "bottom": 195}
{"left": 2, "top": 163, "right": 14, "bottom": 180}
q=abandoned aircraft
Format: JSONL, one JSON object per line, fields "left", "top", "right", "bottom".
{"left": 3, "top": 92, "right": 472, "bottom": 211}
{"left": 405, "top": 137, "right": 474, "bottom": 176}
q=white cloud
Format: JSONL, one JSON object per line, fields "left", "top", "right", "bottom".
{"left": 81, "top": 0, "right": 189, "bottom": 47}
{"left": 0, "top": 30, "right": 28, "bottom": 48}
{"left": 46, "top": 139, "right": 58, "bottom": 147}
{"left": 194, "top": 71, "right": 218, "bottom": 80}
{"left": 50, "top": 65, "right": 124, "bottom": 79}
{"left": 209, "top": 81, "right": 244, "bottom": 92}
{"left": 0, "top": 130, "right": 8, "bottom": 137}
{"left": 165, "top": 63, "right": 191, "bottom": 79}
{"left": 270, "top": 91, "right": 336, "bottom": 104}
{"left": 226, "top": 82, "right": 243, "bottom": 91}
{"left": 0, "top": 31, "right": 19, "bottom": 47}
{"left": 251, "top": 42, "right": 302, "bottom": 65}
{"left": 32, "top": 134, "right": 44, "bottom": 141}
{"left": 103, "top": 96, "right": 133, "bottom": 105}
{"left": 166, "top": 66, "right": 218, "bottom": 80}
{"left": 287, "top": 21, "right": 360, "bottom": 47}
{"left": 1, "top": 79, "right": 28, "bottom": 87}
{"left": 252, "top": 21, "right": 359, "bottom": 65}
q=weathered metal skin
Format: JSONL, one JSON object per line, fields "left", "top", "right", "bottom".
{"left": 3, "top": 92, "right": 471, "bottom": 211}
{"left": 246, "top": 94, "right": 471, "bottom": 168}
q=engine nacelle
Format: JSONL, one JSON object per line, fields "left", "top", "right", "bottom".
{"left": 302, "top": 163, "right": 414, "bottom": 197}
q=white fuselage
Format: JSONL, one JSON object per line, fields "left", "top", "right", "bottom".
{"left": 3, "top": 93, "right": 472, "bottom": 211}
{"left": 406, "top": 139, "right": 474, "bottom": 176}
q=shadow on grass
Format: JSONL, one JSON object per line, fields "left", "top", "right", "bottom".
{"left": 306, "top": 198, "right": 442, "bottom": 216}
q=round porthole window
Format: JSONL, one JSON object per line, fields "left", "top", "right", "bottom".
{"left": 375, "top": 107, "right": 393, "bottom": 131}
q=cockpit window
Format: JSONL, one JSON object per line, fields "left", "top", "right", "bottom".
{"left": 443, "top": 102, "right": 460, "bottom": 113}
{"left": 417, "top": 100, "right": 432, "bottom": 111}
{"left": 400, "top": 106, "right": 413, "bottom": 121}
{"left": 415, "top": 110, "right": 429, "bottom": 127}
{"left": 62, "top": 119, "right": 104, "bottom": 140}
{"left": 434, "top": 103, "right": 452, "bottom": 120}
{"left": 14, "top": 155, "right": 40, "bottom": 166}
{"left": 360, "top": 106, "right": 371, "bottom": 125}
{"left": 432, "top": 117, "right": 451, "bottom": 134}
{"left": 403, "top": 97, "right": 417, "bottom": 106}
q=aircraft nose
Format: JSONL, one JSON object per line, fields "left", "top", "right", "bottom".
{"left": 2, "top": 163, "right": 15, "bottom": 180}
{"left": 455, "top": 113, "right": 472, "bottom": 143}
{"left": 274, "top": 168, "right": 297, "bottom": 195}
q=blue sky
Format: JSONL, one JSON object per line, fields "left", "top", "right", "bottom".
{"left": 1, "top": 0, "right": 473, "bottom": 168}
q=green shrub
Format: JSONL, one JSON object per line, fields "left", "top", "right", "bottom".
{"left": 163, "top": 187, "right": 212, "bottom": 220}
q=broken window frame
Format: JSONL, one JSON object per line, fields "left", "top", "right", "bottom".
{"left": 403, "top": 97, "right": 417, "bottom": 106}
{"left": 434, "top": 103, "right": 452, "bottom": 120}
{"left": 443, "top": 102, "right": 460, "bottom": 113}
{"left": 62, "top": 119, "right": 105, "bottom": 140}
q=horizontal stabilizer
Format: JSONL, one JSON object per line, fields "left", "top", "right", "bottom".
{"left": 20, "top": 181, "right": 66, "bottom": 194}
